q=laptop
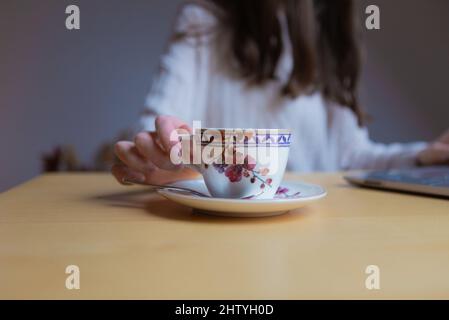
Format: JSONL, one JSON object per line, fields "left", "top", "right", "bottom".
{"left": 344, "top": 166, "right": 449, "bottom": 198}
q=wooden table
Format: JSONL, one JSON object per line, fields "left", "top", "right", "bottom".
{"left": 1, "top": 173, "right": 448, "bottom": 299}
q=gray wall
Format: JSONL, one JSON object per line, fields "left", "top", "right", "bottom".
{"left": 1, "top": 0, "right": 448, "bottom": 192}
{"left": 359, "top": 0, "right": 449, "bottom": 142}
{"left": 0, "top": 0, "right": 183, "bottom": 191}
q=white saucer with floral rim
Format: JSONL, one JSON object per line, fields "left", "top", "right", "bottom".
{"left": 157, "top": 179, "right": 327, "bottom": 217}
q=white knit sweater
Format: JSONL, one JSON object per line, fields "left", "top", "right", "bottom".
{"left": 141, "top": 4, "right": 426, "bottom": 172}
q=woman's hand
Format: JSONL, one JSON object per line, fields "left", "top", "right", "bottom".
{"left": 417, "top": 129, "right": 449, "bottom": 166}
{"left": 112, "top": 115, "right": 198, "bottom": 185}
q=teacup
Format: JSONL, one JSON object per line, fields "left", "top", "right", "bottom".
{"left": 177, "top": 128, "right": 291, "bottom": 199}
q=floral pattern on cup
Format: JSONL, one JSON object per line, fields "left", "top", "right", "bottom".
{"left": 204, "top": 155, "right": 273, "bottom": 191}
{"left": 203, "top": 145, "right": 274, "bottom": 192}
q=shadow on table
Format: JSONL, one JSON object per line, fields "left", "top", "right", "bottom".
{"left": 93, "top": 188, "right": 311, "bottom": 225}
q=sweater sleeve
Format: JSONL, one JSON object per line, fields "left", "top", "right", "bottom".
{"left": 140, "top": 4, "right": 215, "bottom": 131}
{"left": 330, "top": 105, "right": 428, "bottom": 170}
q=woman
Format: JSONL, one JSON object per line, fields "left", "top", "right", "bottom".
{"left": 112, "top": 0, "right": 449, "bottom": 185}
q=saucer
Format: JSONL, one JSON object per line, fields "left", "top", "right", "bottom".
{"left": 157, "top": 179, "right": 327, "bottom": 217}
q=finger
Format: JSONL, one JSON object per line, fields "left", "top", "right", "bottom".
{"left": 141, "top": 167, "right": 198, "bottom": 185}
{"left": 437, "top": 129, "right": 449, "bottom": 144}
{"left": 419, "top": 143, "right": 449, "bottom": 165}
{"left": 433, "top": 143, "right": 449, "bottom": 163}
{"left": 111, "top": 164, "right": 145, "bottom": 185}
{"left": 155, "top": 115, "right": 191, "bottom": 153}
{"left": 134, "top": 131, "right": 182, "bottom": 170}
{"left": 114, "top": 141, "right": 156, "bottom": 173}
{"left": 113, "top": 163, "right": 198, "bottom": 185}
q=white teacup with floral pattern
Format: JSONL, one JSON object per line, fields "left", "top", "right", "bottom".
{"left": 180, "top": 128, "right": 291, "bottom": 199}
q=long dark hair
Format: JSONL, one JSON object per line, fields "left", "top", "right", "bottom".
{"left": 181, "top": 0, "right": 364, "bottom": 125}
